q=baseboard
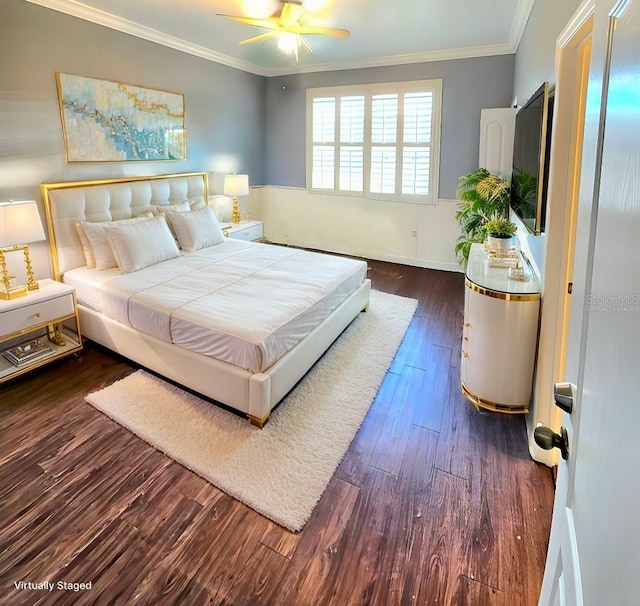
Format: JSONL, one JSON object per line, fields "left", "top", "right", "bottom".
{"left": 268, "top": 237, "right": 463, "bottom": 273}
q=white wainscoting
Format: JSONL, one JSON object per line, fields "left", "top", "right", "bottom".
{"left": 258, "top": 186, "right": 461, "bottom": 272}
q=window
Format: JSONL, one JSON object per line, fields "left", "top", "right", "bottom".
{"left": 307, "top": 80, "right": 442, "bottom": 204}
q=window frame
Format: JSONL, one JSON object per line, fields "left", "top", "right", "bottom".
{"left": 306, "top": 79, "right": 442, "bottom": 205}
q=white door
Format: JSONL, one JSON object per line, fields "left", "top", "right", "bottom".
{"left": 478, "top": 108, "right": 516, "bottom": 177}
{"left": 538, "top": 1, "right": 640, "bottom": 605}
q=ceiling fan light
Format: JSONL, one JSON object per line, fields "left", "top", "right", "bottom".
{"left": 277, "top": 32, "right": 299, "bottom": 53}
{"left": 241, "top": 0, "right": 279, "bottom": 19}
{"left": 302, "top": 0, "right": 327, "bottom": 11}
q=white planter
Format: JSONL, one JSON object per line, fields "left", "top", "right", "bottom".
{"left": 487, "top": 234, "right": 513, "bottom": 255}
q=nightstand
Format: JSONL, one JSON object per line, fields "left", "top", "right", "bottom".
{"left": 221, "top": 220, "right": 264, "bottom": 242}
{"left": 0, "top": 279, "right": 82, "bottom": 384}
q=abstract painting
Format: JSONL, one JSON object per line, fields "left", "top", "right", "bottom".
{"left": 56, "top": 73, "right": 185, "bottom": 162}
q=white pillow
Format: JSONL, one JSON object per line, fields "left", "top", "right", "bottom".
{"left": 77, "top": 214, "right": 153, "bottom": 270}
{"left": 188, "top": 198, "right": 206, "bottom": 211}
{"left": 75, "top": 222, "right": 96, "bottom": 268}
{"left": 153, "top": 200, "right": 190, "bottom": 215}
{"left": 102, "top": 215, "right": 180, "bottom": 274}
{"left": 165, "top": 206, "right": 225, "bottom": 252}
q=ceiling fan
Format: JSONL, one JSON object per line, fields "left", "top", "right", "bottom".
{"left": 217, "top": 0, "right": 350, "bottom": 60}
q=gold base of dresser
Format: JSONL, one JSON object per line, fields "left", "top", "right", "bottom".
{"left": 461, "top": 380, "right": 529, "bottom": 414}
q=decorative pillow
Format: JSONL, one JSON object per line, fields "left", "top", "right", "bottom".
{"left": 152, "top": 200, "right": 192, "bottom": 239}
{"left": 77, "top": 214, "right": 153, "bottom": 270}
{"left": 133, "top": 206, "right": 155, "bottom": 217}
{"left": 164, "top": 206, "right": 225, "bottom": 252}
{"left": 75, "top": 223, "right": 96, "bottom": 268}
{"left": 102, "top": 215, "right": 180, "bottom": 274}
{"left": 153, "top": 200, "right": 190, "bottom": 215}
{"left": 188, "top": 198, "right": 206, "bottom": 211}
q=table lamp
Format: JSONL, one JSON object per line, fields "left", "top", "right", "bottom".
{"left": 223, "top": 174, "right": 249, "bottom": 224}
{"left": 0, "top": 200, "right": 46, "bottom": 300}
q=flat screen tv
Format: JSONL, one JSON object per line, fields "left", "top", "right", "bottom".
{"left": 511, "top": 82, "right": 554, "bottom": 234}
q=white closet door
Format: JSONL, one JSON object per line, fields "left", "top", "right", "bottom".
{"left": 479, "top": 108, "right": 516, "bottom": 177}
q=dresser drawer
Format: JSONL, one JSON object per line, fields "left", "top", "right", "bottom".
{"left": 2, "top": 293, "right": 75, "bottom": 337}
{"left": 229, "top": 223, "right": 263, "bottom": 242}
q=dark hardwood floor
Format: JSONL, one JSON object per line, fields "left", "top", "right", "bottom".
{"left": 0, "top": 260, "right": 554, "bottom": 605}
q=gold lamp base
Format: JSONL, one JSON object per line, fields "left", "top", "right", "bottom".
{"left": 0, "top": 285, "right": 27, "bottom": 300}
{"left": 232, "top": 197, "right": 241, "bottom": 224}
{"left": 0, "top": 245, "right": 39, "bottom": 300}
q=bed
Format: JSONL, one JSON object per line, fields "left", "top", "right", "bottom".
{"left": 41, "top": 172, "right": 371, "bottom": 427}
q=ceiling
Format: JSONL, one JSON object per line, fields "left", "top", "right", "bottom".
{"left": 27, "top": 0, "right": 535, "bottom": 77}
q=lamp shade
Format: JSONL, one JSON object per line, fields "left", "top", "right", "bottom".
{"left": 0, "top": 200, "right": 46, "bottom": 247}
{"left": 223, "top": 174, "right": 249, "bottom": 197}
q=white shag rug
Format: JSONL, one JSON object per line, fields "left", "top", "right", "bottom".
{"left": 85, "top": 290, "right": 417, "bottom": 531}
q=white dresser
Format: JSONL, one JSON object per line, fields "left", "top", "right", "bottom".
{"left": 461, "top": 243, "right": 541, "bottom": 413}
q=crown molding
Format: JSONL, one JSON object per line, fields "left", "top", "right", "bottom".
{"left": 26, "top": 0, "right": 524, "bottom": 78}
{"left": 263, "top": 43, "right": 516, "bottom": 77}
{"left": 25, "top": 0, "right": 273, "bottom": 76}
{"left": 508, "top": 0, "right": 536, "bottom": 51}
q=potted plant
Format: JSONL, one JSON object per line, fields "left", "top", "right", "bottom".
{"left": 454, "top": 168, "right": 511, "bottom": 264}
{"left": 510, "top": 168, "right": 537, "bottom": 220}
{"left": 484, "top": 217, "right": 517, "bottom": 254}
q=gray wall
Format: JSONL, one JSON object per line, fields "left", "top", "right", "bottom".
{"left": 0, "top": 0, "right": 265, "bottom": 208}
{"left": 512, "top": 0, "right": 583, "bottom": 270}
{"left": 513, "top": 0, "right": 584, "bottom": 106}
{"left": 264, "top": 55, "right": 516, "bottom": 199}
{"left": 1, "top": 0, "right": 515, "bottom": 206}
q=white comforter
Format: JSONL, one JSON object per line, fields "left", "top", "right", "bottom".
{"left": 92, "top": 240, "right": 367, "bottom": 372}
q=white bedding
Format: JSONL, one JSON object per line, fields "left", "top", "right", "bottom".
{"left": 63, "top": 265, "right": 120, "bottom": 311}
{"left": 64, "top": 239, "right": 367, "bottom": 373}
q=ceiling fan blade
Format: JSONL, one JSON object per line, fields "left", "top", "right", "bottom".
{"left": 293, "top": 25, "right": 350, "bottom": 39}
{"left": 299, "top": 35, "right": 314, "bottom": 53}
{"left": 218, "top": 3, "right": 350, "bottom": 47}
{"left": 216, "top": 14, "right": 280, "bottom": 31}
{"left": 280, "top": 2, "right": 305, "bottom": 27}
{"left": 238, "top": 32, "right": 276, "bottom": 45}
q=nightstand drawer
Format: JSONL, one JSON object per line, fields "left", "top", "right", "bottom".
{"left": 228, "top": 223, "right": 263, "bottom": 242}
{"left": 2, "top": 293, "right": 75, "bottom": 337}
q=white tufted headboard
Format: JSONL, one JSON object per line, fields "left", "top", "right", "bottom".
{"left": 41, "top": 172, "right": 208, "bottom": 279}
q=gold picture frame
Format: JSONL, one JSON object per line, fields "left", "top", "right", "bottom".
{"left": 55, "top": 72, "right": 186, "bottom": 163}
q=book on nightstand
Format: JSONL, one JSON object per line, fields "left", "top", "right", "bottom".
{"left": 2, "top": 338, "right": 53, "bottom": 367}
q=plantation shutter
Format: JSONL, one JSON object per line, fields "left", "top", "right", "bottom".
{"left": 339, "top": 96, "right": 365, "bottom": 192}
{"left": 370, "top": 94, "right": 398, "bottom": 194}
{"left": 311, "top": 97, "right": 336, "bottom": 189}
{"left": 308, "top": 80, "right": 441, "bottom": 203}
{"left": 402, "top": 92, "right": 433, "bottom": 195}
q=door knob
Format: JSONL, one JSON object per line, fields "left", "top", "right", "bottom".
{"left": 554, "top": 382, "right": 575, "bottom": 414}
{"left": 534, "top": 424, "right": 569, "bottom": 460}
